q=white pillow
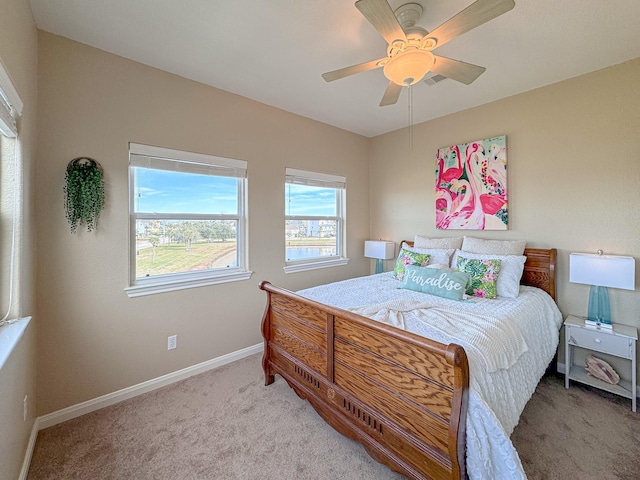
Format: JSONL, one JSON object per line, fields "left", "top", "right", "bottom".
{"left": 461, "top": 236, "right": 526, "bottom": 256}
{"left": 451, "top": 250, "right": 526, "bottom": 298}
{"left": 414, "top": 235, "right": 463, "bottom": 250}
{"left": 402, "top": 242, "right": 454, "bottom": 266}
{"left": 424, "top": 263, "right": 451, "bottom": 270}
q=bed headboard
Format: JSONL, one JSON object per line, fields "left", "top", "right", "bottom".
{"left": 520, "top": 248, "right": 557, "bottom": 300}
{"left": 401, "top": 241, "right": 557, "bottom": 301}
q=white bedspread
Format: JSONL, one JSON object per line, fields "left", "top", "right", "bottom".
{"left": 297, "top": 272, "right": 562, "bottom": 480}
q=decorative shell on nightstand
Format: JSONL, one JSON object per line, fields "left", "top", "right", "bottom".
{"left": 585, "top": 354, "right": 620, "bottom": 385}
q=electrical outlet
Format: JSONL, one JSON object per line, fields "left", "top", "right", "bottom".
{"left": 23, "top": 395, "right": 28, "bottom": 421}
{"left": 168, "top": 335, "right": 177, "bottom": 350}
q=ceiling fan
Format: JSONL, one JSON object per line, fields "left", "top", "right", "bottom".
{"left": 322, "top": 0, "right": 515, "bottom": 106}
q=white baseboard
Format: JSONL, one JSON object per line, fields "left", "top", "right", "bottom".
{"left": 18, "top": 417, "right": 40, "bottom": 480}
{"left": 37, "top": 342, "right": 263, "bottom": 431}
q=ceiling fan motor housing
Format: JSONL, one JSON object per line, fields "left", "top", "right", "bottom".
{"left": 383, "top": 3, "right": 436, "bottom": 87}
{"left": 384, "top": 28, "right": 435, "bottom": 86}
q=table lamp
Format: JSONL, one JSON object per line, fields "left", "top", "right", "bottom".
{"left": 364, "top": 240, "right": 395, "bottom": 274}
{"left": 569, "top": 251, "right": 635, "bottom": 329}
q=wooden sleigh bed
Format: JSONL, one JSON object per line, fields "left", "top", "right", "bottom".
{"left": 259, "top": 246, "right": 556, "bottom": 480}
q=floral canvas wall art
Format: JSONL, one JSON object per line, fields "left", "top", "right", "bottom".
{"left": 436, "top": 135, "right": 507, "bottom": 230}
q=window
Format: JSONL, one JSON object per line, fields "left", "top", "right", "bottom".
{"left": 0, "top": 59, "right": 30, "bottom": 368}
{"left": 284, "top": 168, "right": 348, "bottom": 273}
{"left": 0, "top": 62, "right": 24, "bottom": 328}
{"left": 126, "top": 143, "right": 251, "bottom": 297}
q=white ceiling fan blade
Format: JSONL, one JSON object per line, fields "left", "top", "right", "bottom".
{"left": 379, "top": 81, "right": 402, "bottom": 106}
{"left": 355, "top": 0, "right": 407, "bottom": 46}
{"left": 322, "top": 58, "right": 385, "bottom": 82}
{"left": 431, "top": 55, "right": 486, "bottom": 85}
{"left": 426, "top": 0, "right": 515, "bottom": 49}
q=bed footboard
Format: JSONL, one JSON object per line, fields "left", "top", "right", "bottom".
{"left": 260, "top": 281, "right": 469, "bottom": 480}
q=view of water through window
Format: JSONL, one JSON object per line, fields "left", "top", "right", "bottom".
{"left": 285, "top": 246, "right": 337, "bottom": 261}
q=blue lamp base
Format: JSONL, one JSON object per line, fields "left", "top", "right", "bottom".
{"left": 585, "top": 285, "right": 612, "bottom": 330}
{"left": 375, "top": 258, "right": 384, "bottom": 274}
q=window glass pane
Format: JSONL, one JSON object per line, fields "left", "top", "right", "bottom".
{"left": 135, "top": 219, "right": 237, "bottom": 279}
{"left": 285, "top": 184, "right": 337, "bottom": 217}
{"left": 134, "top": 167, "right": 238, "bottom": 214}
{"left": 1, "top": 134, "right": 20, "bottom": 319}
{"left": 285, "top": 220, "right": 337, "bottom": 261}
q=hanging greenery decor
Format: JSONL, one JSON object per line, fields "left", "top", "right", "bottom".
{"left": 64, "top": 157, "right": 105, "bottom": 233}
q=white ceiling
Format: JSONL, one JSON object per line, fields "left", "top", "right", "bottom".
{"left": 29, "top": 0, "right": 640, "bottom": 137}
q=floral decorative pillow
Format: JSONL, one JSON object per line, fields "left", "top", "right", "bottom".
{"left": 393, "top": 248, "right": 430, "bottom": 281}
{"left": 451, "top": 250, "right": 526, "bottom": 298}
{"left": 455, "top": 256, "right": 502, "bottom": 299}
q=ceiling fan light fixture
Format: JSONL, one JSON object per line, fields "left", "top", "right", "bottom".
{"left": 383, "top": 49, "right": 434, "bottom": 86}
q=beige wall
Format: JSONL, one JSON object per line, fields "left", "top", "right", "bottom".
{"left": 370, "top": 58, "right": 640, "bottom": 373}
{"left": 30, "top": 21, "right": 640, "bottom": 417}
{"left": 35, "top": 32, "right": 370, "bottom": 415}
{"left": 0, "top": 0, "right": 38, "bottom": 478}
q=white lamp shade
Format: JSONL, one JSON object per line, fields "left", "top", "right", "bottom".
{"left": 364, "top": 241, "right": 396, "bottom": 260}
{"left": 569, "top": 253, "right": 635, "bottom": 290}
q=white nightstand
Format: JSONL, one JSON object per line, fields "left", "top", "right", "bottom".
{"left": 564, "top": 315, "right": 637, "bottom": 412}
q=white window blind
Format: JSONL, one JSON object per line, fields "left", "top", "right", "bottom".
{"left": 285, "top": 167, "right": 345, "bottom": 189}
{"left": 130, "top": 143, "right": 246, "bottom": 178}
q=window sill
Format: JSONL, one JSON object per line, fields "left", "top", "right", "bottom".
{"left": 283, "top": 257, "right": 349, "bottom": 274}
{"left": 0, "top": 316, "right": 31, "bottom": 371}
{"left": 125, "top": 270, "right": 254, "bottom": 298}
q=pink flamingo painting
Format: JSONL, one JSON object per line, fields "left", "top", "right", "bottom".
{"left": 436, "top": 136, "right": 507, "bottom": 230}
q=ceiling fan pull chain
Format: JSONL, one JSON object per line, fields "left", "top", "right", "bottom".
{"left": 408, "top": 84, "right": 413, "bottom": 150}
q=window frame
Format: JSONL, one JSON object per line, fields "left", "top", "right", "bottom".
{"left": 0, "top": 62, "right": 22, "bottom": 137}
{"left": 283, "top": 167, "right": 348, "bottom": 274}
{"left": 125, "top": 143, "right": 251, "bottom": 298}
{"left": 0, "top": 59, "right": 31, "bottom": 368}
{"left": 0, "top": 60, "right": 23, "bottom": 324}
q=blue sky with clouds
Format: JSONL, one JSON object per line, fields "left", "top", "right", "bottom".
{"left": 286, "top": 184, "right": 336, "bottom": 217}
{"left": 134, "top": 168, "right": 238, "bottom": 214}
{"left": 135, "top": 167, "right": 338, "bottom": 217}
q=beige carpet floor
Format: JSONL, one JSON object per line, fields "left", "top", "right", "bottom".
{"left": 27, "top": 353, "right": 640, "bottom": 479}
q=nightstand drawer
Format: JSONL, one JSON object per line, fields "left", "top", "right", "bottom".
{"left": 567, "top": 326, "right": 632, "bottom": 358}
